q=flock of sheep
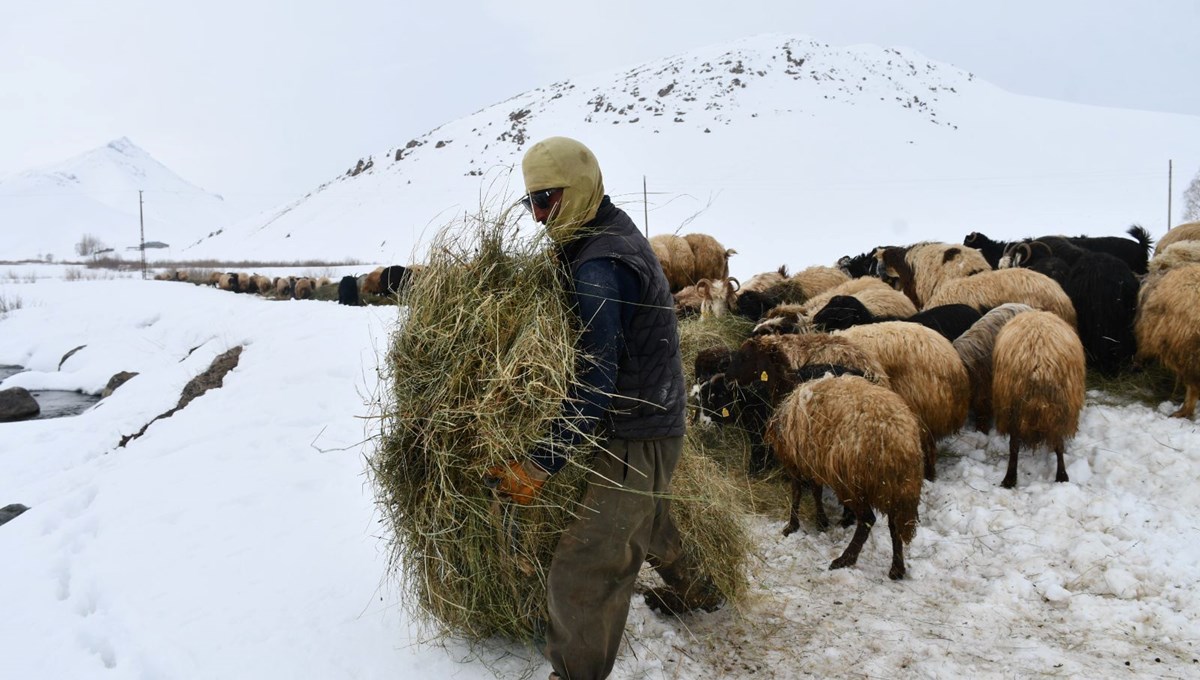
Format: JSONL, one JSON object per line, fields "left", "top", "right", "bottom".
{"left": 652, "top": 220, "right": 1200, "bottom": 580}
{"left": 153, "top": 265, "right": 418, "bottom": 304}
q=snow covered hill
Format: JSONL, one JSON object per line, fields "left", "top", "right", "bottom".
{"left": 0, "top": 138, "right": 234, "bottom": 263}
{"left": 182, "top": 34, "right": 1200, "bottom": 278}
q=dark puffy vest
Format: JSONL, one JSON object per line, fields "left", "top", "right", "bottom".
{"left": 559, "top": 198, "right": 686, "bottom": 439}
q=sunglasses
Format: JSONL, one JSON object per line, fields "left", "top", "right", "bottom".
{"left": 520, "top": 188, "right": 559, "bottom": 211}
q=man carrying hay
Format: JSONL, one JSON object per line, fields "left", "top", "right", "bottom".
{"left": 488, "top": 136, "right": 723, "bottom": 680}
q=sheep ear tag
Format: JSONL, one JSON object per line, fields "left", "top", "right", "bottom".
{"left": 760, "top": 371, "right": 769, "bottom": 382}
{"left": 721, "top": 407, "right": 730, "bottom": 418}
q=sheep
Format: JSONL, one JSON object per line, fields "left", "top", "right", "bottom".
{"left": 293, "top": 277, "right": 315, "bottom": 300}
{"left": 998, "top": 240, "right": 1071, "bottom": 286}
{"left": 1002, "top": 237, "right": 1139, "bottom": 375}
{"left": 253, "top": 275, "right": 274, "bottom": 295}
{"left": 696, "top": 373, "right": 775, "bottom": 473}
{"left": 924, "top": 268, "right": 1077, "bottom": 327}
{"left": 766, "top": 373, "right": 924, "bottom": 579}
{"left": 684, "top": 233, "right": 734, "bottom": 283}
{"left": 362, "top": 266, "right": 386, "bottom": 296}
{"left": 952, "top": 303, "right": 1035, "bottom": 432}
{"left": 878, "top": 242, "right": 991, "bottom": 308}
{"left": 962, "top": 232, "right": 1011, "bottom": 269}
{"left": 218, "top": 273, "right": 240, "bottom": 292}
{"left": 715, "top": 333, "right": 890, "bottom": 477}
{"left": 207, "top": 272, "right": 222, "bottom": 287}
{"left": 378, "top": 265, "right": 409, "bottom": 297}
{"left": 1154, "top": 221, "right": 1200, "bottom": 256}
{"left": 798, "top": 277, "right": 918, "bottom": 322}
{"left": 836, "top": 248, "right": 886, "bottom": 278}
{"left": 732, "top": 265, "right": 848, "bottom": 322}
{"left": 1135, "top": 263, "right": 1200, "bottom": 419}
{"left": 992, "top": 311, "right": 1086, "bottom": 488}
{"left": 274, "top": 276, "right": 292, "bottom": 298}
{"left": 696, "top": 277, "right": 740, "bottom": 318}
{"left": 813, "top": 297, "right": 982, "bottom": 341}
{"left": 1064, "top": 225, "right": 1153, "bottom": 275}
{"left": 836, "top": 321, "right": 970, "bottom": 481}
{"left": 739, "top": 265, "right": 789, "bottom": 294}
{"left": 673, "top": 284, "right": 704, "bottom": 317}
{"left": 338, "top": 275, "right": 360, "bottom": 306}
{"left": 649, "top": 233, "right": 734, "bottom": 292}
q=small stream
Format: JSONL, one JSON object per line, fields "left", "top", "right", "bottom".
{"left": 1, "top": 365, "right": 101, "bottom": 420}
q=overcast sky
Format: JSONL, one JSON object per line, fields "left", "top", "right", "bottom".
{"left": 3, "top": 0, "right": 1198, "bottom": 215}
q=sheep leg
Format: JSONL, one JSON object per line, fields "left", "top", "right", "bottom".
{"left": 810, "top": 480, "right": 830, "bottom": 532}
{"left": 784, "top": 478, "right": 805, "bottom": 536}
{"left": 1054, "top": 443, "right": 1069, "bottom": 483}
{"left": 1170, "top": 384, "right": 1198, "bottom": 419}
{"left": 839, "top": 504, "right": 856, "bottom": 528}
{"left": 922, "top": 433, "right": 938, "bottom": 482}
{"left": 887, "top": 516, "right": 906, "bottom": 580}
{"left": 830, "top": 508, "right": 876, "bottom": 571}
{"left": 1001, "top": 430, "right": 1020, "bottom": 489}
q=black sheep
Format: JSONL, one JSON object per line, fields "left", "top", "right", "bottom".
{"left": 337, "top": 275, "right": 360, "bottom": 306}
{"left": 1007, "top": 237, "right": 1140, "bottom": 375}
{"left": 378, "top": 265, "right": 410, "bottom": 297}
{"left": 813, "top": 295, "right": 982, "bottom": 342}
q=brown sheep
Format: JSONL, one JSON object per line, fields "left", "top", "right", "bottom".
{"left": 739, "top": 265, "right": 789, "bottom": 294}
{"left": 837, "top": 321, "right": 970, "bottom": 481}
{"left": 952, "top": 303, "right": 1035, "bottom": 432}
{"left": 879, "top": 242, "right": 991, "bottom": 308}
{"left": 767, "top": 374, "right": 924, "bottom": 579}
{"left": 293, "top": 277, "right": 315, "bottom": 300}
{"left": 992, "top": 311, "right": 1086, "bottom": 488}
{"left": 273, "top": 277, "right": 292, "bottom": 298}
{"left": 207, "top": 272, "right": 222, "bottom": 287}
{"left": 649, "top": 233, "right": 735, "bottom": 292}
{"left": 362, "top": 266, "right": 386, "bottom": 296}
{"left": 1135, "top": 263, "right": 1200, "bottom": 418}
{"left": 684, "top": 233, "right": 734, "bottom": 282}
{"left": 789, "top": 265, "right": 850, "bottom": 300}
{"left": 1153, "top": 221, "right": 1200, "bottom": 256}
{"left": 218, "top": 273, "right": 240, "bottom": 292}
{"left": 924, "top": 268, "right": 1077, "bottom": 327}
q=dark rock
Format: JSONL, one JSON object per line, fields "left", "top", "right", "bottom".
{"left": 0, "top": 503, "right": 30, "bottom": 527}
{"left": 100, "top": 371, "right": 139, "bottom": 399}
{"left": 58, "top": 344, "right": 87, "bottom": 370}
{"left": 0, "top": 387, "right": 40, "bottom": 422}
{"left": 119, "top": 346, "right": 243, "bottom": 447}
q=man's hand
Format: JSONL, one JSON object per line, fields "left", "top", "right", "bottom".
{"left": 485, "top": 459, "right": 550, "bottom": 505}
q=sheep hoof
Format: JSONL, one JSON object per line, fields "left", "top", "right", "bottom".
{"left": 1055, "top": 472, "right": 1069, "bottom": 483}
{"left": 1000, "top": 476, "right": 1016, "bottom": 489}
{"left": 782, "top": 522, "right": 799, "bottom": 537}
{"left": 888, "top": 566, "right": 905, "bottom": 581}
{"left": 1169, "top": 407, "right": 1193, "bottom": 419}
{"left": 829, "top": 556, "right": 855, "bottom": 570}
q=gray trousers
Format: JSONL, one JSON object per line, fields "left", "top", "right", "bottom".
{"left": 544, "top": 436, "right": 684, "bottom": 680}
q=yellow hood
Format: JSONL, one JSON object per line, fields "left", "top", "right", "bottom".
{"left": 521, "top": 136, "right": 605, "bottom": 242}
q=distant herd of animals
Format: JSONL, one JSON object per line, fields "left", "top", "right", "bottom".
{"left": 653, "top": 221, "right": 1200, "bottom": 581}
{"left": 153, "top": 264, "right": 422, "bottom": 305}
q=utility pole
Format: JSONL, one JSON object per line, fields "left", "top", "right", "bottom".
{"left": 139, "top": 190, "right": 147, "bottom": 280}
{"left": 643, "top": 175, "right": 649, "bottom": 237}
{"left": 1167, "top": 159, "right": 1173, "bottom": 231}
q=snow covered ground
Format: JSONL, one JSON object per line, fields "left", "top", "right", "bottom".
{"left": 2, "top": 267, "right": 1200, "bottom": 679}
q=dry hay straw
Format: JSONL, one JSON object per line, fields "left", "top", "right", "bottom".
{"left": 369, "top": 205, "right": 751, "bottom": 644}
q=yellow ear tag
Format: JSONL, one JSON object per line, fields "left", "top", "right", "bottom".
{"left": 721, "top": 407, "right": 730, "bottom": 418}
{"left": 760, "top": 371, "right": 769, "bottom": 382}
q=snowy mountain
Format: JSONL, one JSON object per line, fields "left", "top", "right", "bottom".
{"left": 0, "top": 138, "right": 234, "bottom": 262}
{"left": 182, "top": 34, "right": 1200, "bottom": 278}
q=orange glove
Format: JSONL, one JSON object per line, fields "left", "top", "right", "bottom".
{"left": 485, "top": 459, "right": 549, "bottom": 505}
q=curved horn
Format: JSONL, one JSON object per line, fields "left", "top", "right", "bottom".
{"left": 1014, "top": 242, "right": 1032, "bottom": 266}
{"left": 727, "top": 277, "right": 741, "bottom": 293}
{"left": 695, "top": 279, "right": 711, "bottom": 298}
{"left": 1032, "top": 240, "right": 1054, "bottom": 257}
{"left": 965, "top": 232, "right": 980, "bottom": 245}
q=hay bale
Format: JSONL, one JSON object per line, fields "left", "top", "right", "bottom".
{"left": 370, "top": 208, "right": 751, "bottom": 643}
